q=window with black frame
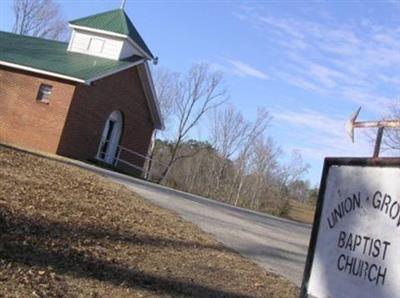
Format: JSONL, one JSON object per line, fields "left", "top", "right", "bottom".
{"left": 37, "top": 84, "right": 53, "bottom": 103}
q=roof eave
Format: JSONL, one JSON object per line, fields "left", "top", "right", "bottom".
{"left": 0, "top": 58, "right": 148, "bottom": 86}
{"left": 86, "top": 58, "right": 146, "bottom": 84}
{"left": 138, "top": 62, "right": 164, "bottom": 130}
{"left": 69, "top": 23, "right": 127, "bottom": 38}
{"left": 0, "top": 60, "right": 86, "bottom": 84}
{"left": 126, "top": 36, "right": 153, "bottom": 60}
{"left": 145, "top": 62, "right": 164, "bottom": 130}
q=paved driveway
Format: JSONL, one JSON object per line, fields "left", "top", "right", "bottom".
{"left": 42, "top": 155, "right": 312, "bottom": 286}
{"left": 102, "top": 173, "right": 312, "bottom": 286}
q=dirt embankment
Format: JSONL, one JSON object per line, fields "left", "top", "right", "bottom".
{"left": 0, "top": 146, "right": 298, "bottom": 297}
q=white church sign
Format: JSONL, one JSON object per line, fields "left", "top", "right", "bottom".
{"left": 301, "top": 158, "right": 400, "bottom": 298}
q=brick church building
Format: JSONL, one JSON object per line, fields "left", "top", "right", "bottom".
{"left": 0, "top": 9, "right": 163, "bottom": 175}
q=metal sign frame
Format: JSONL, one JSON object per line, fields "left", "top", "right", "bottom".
{"left": 300, "top": 157, "right": 400, "bottom": 298}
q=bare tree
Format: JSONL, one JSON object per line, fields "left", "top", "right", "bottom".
{"left": 383, "top": 101, "right": 400, "bottom": 151}
{"left": 12, "top": 0, "right": 67, "bottom": 40}
{"left": 144, "top": 68, "right": 180, "bottom": 180}
{"left": 227, "top": 108, "right": 272, "bottom": 205}
{"left": 247, "top": 136, "right": 281, "bottom": 210}
{"left": 156, "top": 63, "right": 227, "bottom": 183}
{"left": 208, "top": 105, "right": 248, "bottom": 196}
{"left": 150, "top": 108, "right": 312, "bottom": 217}
{"left": 277, "top": 150, "right": 310, "bottom": 198}
{"left": 152, "top": 68, "right": 180, "bottom": 131}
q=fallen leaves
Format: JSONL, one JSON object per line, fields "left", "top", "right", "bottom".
{"left": 0, "top": 146, "right": 298, "bottom": 297}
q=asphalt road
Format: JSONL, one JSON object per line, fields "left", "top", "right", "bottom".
{"left": 101, "top": 173, "right": 312, "bottom": 286}
{"left": 43, "top": 155, "right": 312, "bottom": 287}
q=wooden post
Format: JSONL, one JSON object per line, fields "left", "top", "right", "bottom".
{"left": 373, "top": 127, "right": 384, "bottom": 158}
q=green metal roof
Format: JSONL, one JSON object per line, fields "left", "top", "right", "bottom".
{"left": 0, "top": 31, "right": 143, "bottom": 82}
{"left": 70, "top": 9, "right": 154, "bottom": 59}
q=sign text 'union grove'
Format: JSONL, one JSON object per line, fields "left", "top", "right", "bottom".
{"left": 327, "top": 191, "right": 400, "bottom": 229}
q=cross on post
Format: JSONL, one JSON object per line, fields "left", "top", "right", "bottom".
{"left": 346, "top": 107, "right": 400, "bottom": 158}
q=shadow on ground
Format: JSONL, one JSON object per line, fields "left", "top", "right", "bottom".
{"left": 0, "top": 207, "right": 250, "bottom": 298}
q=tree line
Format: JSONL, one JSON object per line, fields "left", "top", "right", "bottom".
{"left": 147, "top": 64, "right": 317, "bottom": 216}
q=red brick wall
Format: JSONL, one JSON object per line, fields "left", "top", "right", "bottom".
{"left": 0, "top": 65, "right": 155, "bottom": 175}
{"left": 0, "top": 66, "right": 76, "bottom": 153}
{"left": 57, "top": 66, "right": 155, "bottom": 173}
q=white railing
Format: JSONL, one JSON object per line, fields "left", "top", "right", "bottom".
{"left": 114, "top": 145, "right": 147, "bottom": 172}
{"left": 97, "top": 140, "right": 166, "bottom": 179}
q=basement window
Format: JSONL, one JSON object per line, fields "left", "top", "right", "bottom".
{"left": 37, "top": 84, "right": 53, "bottom": 104}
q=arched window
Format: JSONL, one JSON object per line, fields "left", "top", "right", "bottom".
{"left": 97, "top": 110, "right": 124, "bottom": 164}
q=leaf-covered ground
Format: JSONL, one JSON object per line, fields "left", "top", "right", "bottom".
{"left": 0, "top": 145, "right": 298, "bottom": 297}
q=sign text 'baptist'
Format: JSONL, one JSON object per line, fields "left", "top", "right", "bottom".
{"left": 326, "top": 191, "right": 400, "bottom": 286}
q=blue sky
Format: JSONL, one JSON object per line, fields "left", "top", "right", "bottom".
{"left": 1, "top": 0, "right": 399, "bottom": 184}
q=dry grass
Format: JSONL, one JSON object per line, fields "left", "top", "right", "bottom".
{"left": 286, "top": 200, "right": 315, "bottom": 224}
{"left": 0, "top": 145, "right": 298, "bottom": 298}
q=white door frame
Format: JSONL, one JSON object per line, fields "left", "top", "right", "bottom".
{"left": 97, "top": 110, "right": 123, "bottom": 164}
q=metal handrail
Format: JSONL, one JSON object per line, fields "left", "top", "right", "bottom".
{"left": 97, "top": 140, "right": 167, "bottom": 177}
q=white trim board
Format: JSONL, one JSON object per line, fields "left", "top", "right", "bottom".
{"left": 137, "top": 62, "right": 164, "bottom": 130}
{"left": 0, "top": 60, "right": 86, "bottom": 83}
{"left": 86, "top": 58, "right": 146, "bottom": 84}
{"left": 144, "top": 62, "right": 164, "bottom": 129}
{"left": 69, "top": 24, "right": 127, "bottom": 39}
{"left": 0, "top": 59, "right": 146, "bottom": 85}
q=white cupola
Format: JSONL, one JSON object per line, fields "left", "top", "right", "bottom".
{"left": 67, "top": 9, "right": 154, "bottom": 61}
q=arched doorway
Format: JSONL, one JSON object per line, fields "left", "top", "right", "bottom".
{"left": 97, "top": 110, "right": 123, "bottom": 164}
